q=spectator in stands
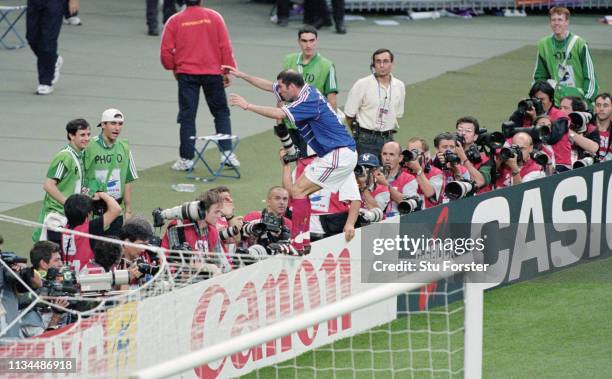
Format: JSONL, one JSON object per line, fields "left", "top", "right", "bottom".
{"left": 594, "top": 93, "right": 612, "bottom": 161}
{"left": 496, "top": 132, "right": 545, "bottom": 188}
{"left": 533, "top": 6, "right": 598, "bottom": 106}
{"left": 433, "top": 132, "right": 484, "bottom": 202}
{"left": 160, "top": 0, "right": 240, "bottom": 171}
{"left": 371, "top": 141, "right": 435, "bottom": 217}
{"left": 344, "top": 48, "right": 406, "bottom": 157}
{"left": 455, "top": 117, "right": 493, "bottom": 193}
{"left": 405, "top": 137, "right": 444, "bottom": 208}
{"left": 61, "top": 193, "right": 121, "bottom": 273}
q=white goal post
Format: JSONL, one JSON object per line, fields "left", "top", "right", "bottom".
{"left": 131, "top": 253, "right": 484, "bottom": 379}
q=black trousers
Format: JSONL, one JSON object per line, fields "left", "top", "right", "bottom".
{"left": 304, "top": 0, "right": 344, "bottom": 26}
{"left": 276, "top": 0, "right": 290, "bottom": 21}
{"left": 26, "top": 0, "right": 64, "bottom": 85}
{"left": 146, "top": 0, "right": 181, "bottom": 30}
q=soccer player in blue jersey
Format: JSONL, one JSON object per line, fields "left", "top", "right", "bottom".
{"left": 225, "top": 67, "right": 360, "bottom": 252}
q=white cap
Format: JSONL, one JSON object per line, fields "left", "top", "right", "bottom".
{"left": 97, "top": 108, "right": 124, "bottom": 127}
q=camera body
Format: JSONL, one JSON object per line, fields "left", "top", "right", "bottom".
{"left": 444, "top": 150, "right": 461, "bottom": 165}
{"left": 500, "top": 144, "right": 523, "bottom": 164}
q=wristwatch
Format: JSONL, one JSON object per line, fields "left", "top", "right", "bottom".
{"left": 413, "top": 168, "right": 423, "bottom": 176}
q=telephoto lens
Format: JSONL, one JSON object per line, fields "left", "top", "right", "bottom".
{"left": 573, "top": 156, "right": 595, "bottom": 169}
{"left": 444, "top": 180, "right": 475, "bottom": 200}
{"left": 397, "top": 196, "right": 423, "bottom": 214}
{"left": 358, "top": 207, "right": 384, "bottom": 224}
{"left": 274, "top": 123, "right": 300, "bottom": 163}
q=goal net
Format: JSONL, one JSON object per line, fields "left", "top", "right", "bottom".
{"left": 0, "top": 215, "right": 482, "bottom": 379}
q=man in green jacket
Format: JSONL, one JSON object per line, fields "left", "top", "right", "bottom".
{"left": 533, "top": 6, "right": 598, "bottom": 106}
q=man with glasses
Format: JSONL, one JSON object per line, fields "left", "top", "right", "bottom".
{"left": 83, "top": 109, "right": 139, "bottom": 234}
{"left": 344, "top": 48, "right": 406, "bottom": 157}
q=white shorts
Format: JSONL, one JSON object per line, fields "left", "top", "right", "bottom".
{"left": 304, "top": 147, "right": 360, "bottom": 201}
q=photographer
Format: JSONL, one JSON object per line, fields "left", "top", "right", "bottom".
{"left": 210, "top": 186, "right": 244, "bottom": 253}
{"left": 533, "top": 116, "right": 558, "bottom": 176}
{"left": 61, "top": 192, "right": 121, "bottom": 273}
{"left": 82, "top": 237, "right": 122, "bottom": 275}
{"left": 594, "top": 93, "right": 612, "bottom": 161}
{"left": 455, "top": 117, "right": 493, "bottom": 193}
{"left": 405, "top": 138, "right": 444, "bottom": 208}
{"left": 371, "top": 141, "right": 434, "bottom": 216}
{"left": 355, "top": 153, "right": 385, "bottom": 211}
{"left": 242, "top": 187, "right": 292, "bottom": 248}
{"left": 118, "top": 219, "right": 158, "bottom": 287}
{"left": 559, "top": 95, "right": 600, "bottom": 167}
{"left": 1, "top": 236, "right": 43, "bottom": 338}
{"left": 496, "top": 132, "right": 545, "bottom": 188}
{"left": 160, "top": 190, "right": 228, "bottom": 275}
{"left": 528, "top": 81, "right": 566, "bottom": 122}
{"left": 433, "top": 132, "right": 484, "bottom": 202}
{"left": 21, "top": 241, "right": 71, "bottom": 336}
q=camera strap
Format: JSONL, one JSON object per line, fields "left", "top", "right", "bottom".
{"left": 556, "top": 35, "right": 579, "bottom": 85}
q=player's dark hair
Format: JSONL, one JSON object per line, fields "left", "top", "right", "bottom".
{"left": 372, "top": 48, "right": 394, "bottom": 65}
{"left": 434, "top": 132, "right": 457, "bottom": 149}
{"left": 30, "top": 241, "right": 60, "bottom": 270}
{"left": 64, "top": 194, "right": 93, "bottom": 228}
{"left": 529, "top": 81, "right": 555, "bottom": 104}
{"left": 298, "top": 25, "right": 317, "bottom": 39}
{"left": 66, "top": 118, "right": 90, "bottom": 141}
{"left": 277, "top": 70, "right": 305, "bottom": 88}
{"left": 455, "top": 116, "right": 480, "bottom": 134}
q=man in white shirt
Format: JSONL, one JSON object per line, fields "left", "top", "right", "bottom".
{"left": 344, "top": 48, "right": 406, "bottom": 158}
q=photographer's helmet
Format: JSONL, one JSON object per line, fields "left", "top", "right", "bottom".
{"left": 357, "top": 153, "right": 380, "bottom": 167}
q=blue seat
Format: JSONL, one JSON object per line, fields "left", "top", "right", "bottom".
{"left": 0, "top": 5, "right": 27, "bottom": 49}
{"left": 187, "top": 134, "right": 240, "bottom": 182}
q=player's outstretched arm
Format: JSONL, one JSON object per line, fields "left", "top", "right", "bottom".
{"left": 222, "top": 65, "right": 273, "bottom": 92}
{"left": 229, "top": 93, "right": 285, "bottom": 120}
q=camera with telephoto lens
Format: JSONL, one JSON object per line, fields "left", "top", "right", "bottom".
{"left": 444, "top": 150, "right": 461, "bottom": 165}
{"left": 573, "top": 152, "right": 597, "bottom": 169}
{"left": 152, "top": 201, "right": 205, "bottom": 228}
{"left": 267, "top": 242, "right": 298, "bottom": 256}
{"left": 136, "top": 261, "right": 160, "bottom": 276}
{"left": 400, "top": 149, "right": 419, "bottom": 166}
{"left": 358, "top": 207, "right": 384, "bottom": 225}
{"left": 500, "top": 145, "right": 523, "bottom": 163}
{"left": 0, "top": 252, "right": 27, "bottom": 265}
{"left": 219, "top": 221, "right": 267, "bottom": 241}
{"left": 568, "top": 111, "right": 593, "bottom": 134}
{"left": 444, "top": 179, "right": 476, "bottom": 200}
{"left": 530, "top": 150, "right": 549, "bottom": 166}
{"left": 397, "top": 196, "right": 423, "bottom": 214}
{"left": 232, "top": 244, "right": 269, "bottom": 267}
{"left": 78, "top": 269, "right": 130, "bottom": 293}
{"left": 274, "top": 123, "right": 301, "bottom": 164}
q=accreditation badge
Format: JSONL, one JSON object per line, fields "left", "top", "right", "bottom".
{"left": 557, "top": 64, "right": 576, "bottom": 88}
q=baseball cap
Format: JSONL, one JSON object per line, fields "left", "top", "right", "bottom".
{"left": 97, "top": 108, "right": 124, "bottom": 127}
{"left": 358, "top": 153, "right": 380, "bottom": 167}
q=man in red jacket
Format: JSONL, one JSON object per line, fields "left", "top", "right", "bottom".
{"left": 160, "top": 0, "right": 240, "bottom": 171}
